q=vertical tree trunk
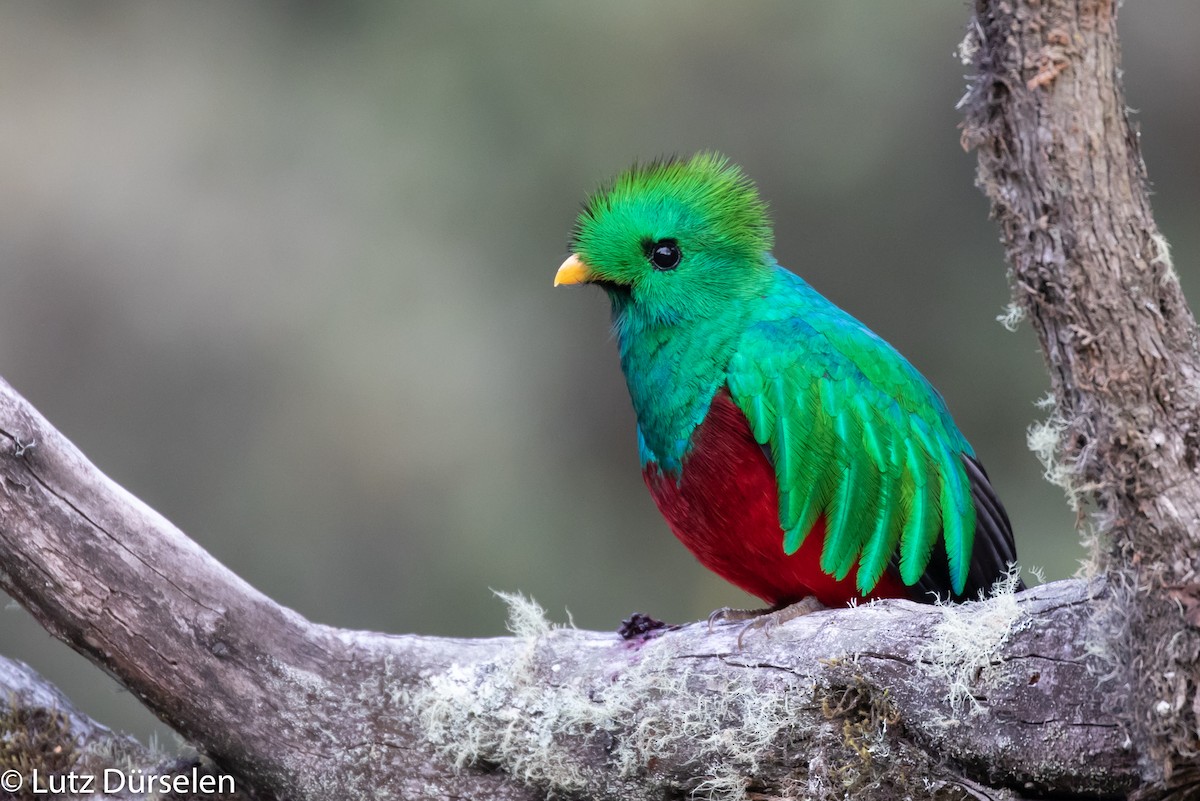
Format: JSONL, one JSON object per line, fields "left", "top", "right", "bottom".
{"left": 961, "top": 0, "right": 1200, "bottom": 791}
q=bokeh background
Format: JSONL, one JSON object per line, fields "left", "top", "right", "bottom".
{"left": 0, "top": 1, "right": 1196, "bottom": 748}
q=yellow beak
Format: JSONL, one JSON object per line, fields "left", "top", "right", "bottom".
{"left": 554, "top": 253, "right": 593, "bottom": 286}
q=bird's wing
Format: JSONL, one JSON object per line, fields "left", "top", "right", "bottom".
{"left": 726, "top": 310, "right": 979, "bottom": 596}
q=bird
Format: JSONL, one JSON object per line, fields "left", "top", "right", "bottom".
{"left": 554, "top": 152, "right": 1020, "bottom": 628}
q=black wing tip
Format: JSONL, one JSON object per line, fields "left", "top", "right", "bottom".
{"left": 902, "top": 453, "right": 1023, "bottom": 604}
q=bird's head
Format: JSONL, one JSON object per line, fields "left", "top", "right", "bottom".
{"left": 556, "top": 153, "right": 773, "bottom": 328}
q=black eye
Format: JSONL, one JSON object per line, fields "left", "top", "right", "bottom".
{"left": 647, "top": 240, "right": 681, "bottom": 271}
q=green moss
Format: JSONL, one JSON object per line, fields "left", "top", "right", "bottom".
{"left": 0, "top": 705, "right": 79, "bottom": 794}
{"left": 0, "top": 698, "right": 256, "bottom": 800}
{"left": 816, "top": 676, "right": 903, "bottom": 795}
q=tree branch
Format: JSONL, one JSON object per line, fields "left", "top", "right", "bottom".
{"left": 0, "top": 375, "right": 1135, "bottom": 799}
{"left": 961, "top": 0, "right": 1200, "bottom": 790}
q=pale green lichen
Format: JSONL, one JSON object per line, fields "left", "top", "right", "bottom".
{"left": 416, "top": 593, "right": 630, "bottom": 790}
{"left": 1027, "top": 393, "right": 1077, "bottom": 507}
{"left": 1149, "top": 232, "right": 1175, "bottom": 284}
{"left": 492, "top": 589, "right": 556, "bottom": 639}
{"left": 414, "top": 593, "right": 832, "bottom": 801}
{"left": 996, "top": 301, "right": 1026, "bottom": 332}
{"left": 920, "top": 567, "right": 1030, "bottom": 713}
{"left": 415, "top": 592, "right": 1018, "bottom": 800}
{"left": 1026, "top": 393, "right": 1114, "bottom": 580}
{"left": 1026, "top": 391, "right": 1104, "bottom": 520}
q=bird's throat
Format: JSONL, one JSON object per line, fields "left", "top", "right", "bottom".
{"left": 615, "top": 309, "right": 745, "bottom": 475}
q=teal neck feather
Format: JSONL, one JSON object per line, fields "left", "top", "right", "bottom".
{"left": 612, "top": 284, "right": 757, "bottom": 475}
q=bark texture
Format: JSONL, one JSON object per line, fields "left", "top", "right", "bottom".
{"left": 961, "top": 0, "right": 1200, "bottom": 793}
{"left": 0, "top": 375, "right": 1136, "bottom": 800}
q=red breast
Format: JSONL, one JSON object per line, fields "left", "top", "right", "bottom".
{"left": 643, "top": 389, "right": 911, "bottom": 607}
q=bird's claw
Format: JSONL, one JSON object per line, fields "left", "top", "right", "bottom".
{"left": 707, "top": 605, "right": 772, "bottom": 632}
{"left": 707, "top": 597, "right": 826, "bottom": 648}
{"left": 736, "top": 615, "right": 778, "bottom": 650}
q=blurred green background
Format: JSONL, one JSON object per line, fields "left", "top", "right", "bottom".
{"left": 0, "top": 1, "right": 1196, "bottom": 748}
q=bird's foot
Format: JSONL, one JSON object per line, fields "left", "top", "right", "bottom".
{"left": 708, "top": 597, "right": 825, "bottom": 649}
{"left": 707, "top": 605, "right": 776, "bottom": 630}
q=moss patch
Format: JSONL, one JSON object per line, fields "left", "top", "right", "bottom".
{"left": 0, "top": 705, "right": 79, "bottom": 795}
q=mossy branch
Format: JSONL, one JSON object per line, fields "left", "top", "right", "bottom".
{"left": 0, "top": 375, "right": 1137, "bottom": 800}
{"left": 961, "top": 0, "right": 1200, "bottom": 790}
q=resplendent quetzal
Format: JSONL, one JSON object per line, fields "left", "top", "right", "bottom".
{"left": 555, "top": 153, "right": 1020, "bottom": 616}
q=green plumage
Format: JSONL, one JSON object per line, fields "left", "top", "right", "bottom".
{"left": 726, "top": 299, "right": 976, "bottom": 594}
